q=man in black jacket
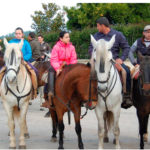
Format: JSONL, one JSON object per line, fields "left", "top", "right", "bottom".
{"left": 89, "top": 17, "right": 132, "bottom": 109}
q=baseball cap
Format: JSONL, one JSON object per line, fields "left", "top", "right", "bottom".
{"left": 143, "top": 25, "right": 150, "bottom": 31}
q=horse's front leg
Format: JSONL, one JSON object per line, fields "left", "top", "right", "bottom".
{"left": 137, "top": 110, "right": 146, "bottom": 149}
{"left": 112, "top": 107, "right": 121, "bottom": 149}
{"left": 18, "top": 101, "right": 29, "bottom": 149}
{"left": 3, "top": 102, "right": 16, "bottom": 149}
{"left": 95, "top": 107, "right": 105, "bottom": 149}
{"left": 56, "top": 109, "right": 65, "bottom": 149}
{"left": 104, "top": 116, "right": 109, "bottom": 143}
{"left": 24, "top": 116, "right": 30, "bottom": 139}
{"left": 73, "top": 106, "right": 84, "bottom": 149}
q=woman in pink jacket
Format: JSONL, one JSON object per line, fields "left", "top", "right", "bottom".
{"left": 48, "top": 31, "right": 77, "bottom": 97}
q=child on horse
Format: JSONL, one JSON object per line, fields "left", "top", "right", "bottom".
{"left": 46, "top": 31, "right": 77, "bottom": 104}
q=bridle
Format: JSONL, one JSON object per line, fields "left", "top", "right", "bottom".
{"left": 4, "top": 63, "right": 32, "bottom": 110}
{"left": 95, "top": 59, "right": 118, "bottom": 111}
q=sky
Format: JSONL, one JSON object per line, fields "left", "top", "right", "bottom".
{"left": 0, "top": 0, "right": 149, "bottom": 36}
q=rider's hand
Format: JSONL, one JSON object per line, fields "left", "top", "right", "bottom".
{"left": 41, "top": 55, "right": 44, "bottom": 59}
{"left": 115, "top": 58, "right": 123, "bottom": 65}
{"left": 135, "top": 64, "right": 140, "bottom": 68}
{"left": 56, "top": 69, "right": 62, "bottom": 76}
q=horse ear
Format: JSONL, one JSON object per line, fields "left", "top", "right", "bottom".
{"left": 138, "top": 52, "right": 144, "bottom": 62}
{"left": 19, "top": 39, "right": 23, "bottom": 50}
{"left": 90, "top": 35, "right": 97, "bottom": 49}
{"left": 107, "top": 35, "right": 116, "bottom": 50}
{"left": 3, "top": 38, "right": 9, "bottom": 48}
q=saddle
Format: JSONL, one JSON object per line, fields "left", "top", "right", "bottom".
{"left": 0, "top": 60, "right": 38, "bottom": 99}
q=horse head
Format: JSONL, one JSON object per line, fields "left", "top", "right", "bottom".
{"left": 90, "top": 35, "right": 115, "bottom": 92}
{"left": 138, "top": 52, "right": 150, "bottom": 95}
{"left": 3, "top": 38, "right": 23, "bottom": 84}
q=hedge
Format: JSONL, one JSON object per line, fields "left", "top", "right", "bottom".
{"left": 0, "top": 23, "right": 148, "bottom": 59}
{"left": 43, "top": 23, "right": 147, "bottom": 59}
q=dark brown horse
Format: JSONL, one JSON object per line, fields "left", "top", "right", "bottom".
{"left": 132, "top": 52, "right": 150, "bottom": 149}
{"left": 46, "top": 63, "right": 98, "bottom": 149}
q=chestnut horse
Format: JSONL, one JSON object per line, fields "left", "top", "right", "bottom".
{"left": 132, "top": 53, "right": 150, "bottom": 149}
{"left": 47, "top": 63, "right": 97, "bottom": 149}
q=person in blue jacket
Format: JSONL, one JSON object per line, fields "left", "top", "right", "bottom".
{"left": 9, "top": 27, "right": 32, "bottom": 61}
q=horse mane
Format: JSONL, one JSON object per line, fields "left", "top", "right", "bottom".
{"left": 34, "top": 61, "right": 50, "bottom": 72}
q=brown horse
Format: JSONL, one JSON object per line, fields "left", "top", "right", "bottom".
{"left": 132, "top": 52, "right": 150, "bottom": 149}
{"left": 46, "top": 63, "right": 98, "bottom": 149}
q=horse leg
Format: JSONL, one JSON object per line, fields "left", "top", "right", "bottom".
{"left": 73, "top": 107, "right": 84, "bottom": 149}
{"left": 24, "top": 117, "right": 30, "bottom": 139}
{"left": 137, "top": 111, "right": 145, "bottom": 149}
{"left": 50, "top": 109, "right": 58, "bottom": 142}
{"left": 18, "top": 102, "right": 29, "bottom": 149}
{"left": 3, "top": 102, "right": 16, "bottom": 148}
{"left": 104, "top": 116, "right": 109, "bottom": 143}
{"left": 112, "top": 109, "right": 121, "bottom": 149}
{"left": 39, "top": 86, "right": 44, "bottom": 111}
{"left": 143, "top": 115, "right": 149, "bottom": 142}
{"left": 57, "top": 111, "right": 65, "bottom": 149}
{"left": 95, "top": 108, "right": 104, "bottom": 149}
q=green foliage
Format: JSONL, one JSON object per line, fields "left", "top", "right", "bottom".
{"left": 42, "top": 23, "right": 146, "bottom": 59}
{"left": 64, "top": 3, "right": 150, "bottom": 30}
{"left": 31, "top": 3, "right": 65, "bottom": 34}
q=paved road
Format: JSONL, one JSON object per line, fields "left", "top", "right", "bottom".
{"left": 0, "top": 96, "right": 150, "bottom": 149}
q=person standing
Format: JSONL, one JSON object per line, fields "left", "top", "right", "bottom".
{"left": 38, "top": 35, "right": 51, "bottom": 60}
{"left": 28, "top": 32, "right": 41, "bottom": 63}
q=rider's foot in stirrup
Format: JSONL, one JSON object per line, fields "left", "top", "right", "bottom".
{"left": 121, "top": 92, "right": 133, "bottom": 109}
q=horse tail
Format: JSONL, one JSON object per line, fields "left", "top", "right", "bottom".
{"left": 104, "top": 111, "right": 114, "bottom": 130}
{"left": 13, "top": 106, "right": 20, "bottom": 119}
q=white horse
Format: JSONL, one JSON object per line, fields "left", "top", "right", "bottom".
{"left": 0, "top": 39, "right": 32, "bottom": 149}
{"left": 90, "top": 35, "right": 122, "bottom": 149}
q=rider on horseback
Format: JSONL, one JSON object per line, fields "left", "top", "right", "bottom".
{"left": 47, "top": 31, "right": 77, "bottom": 105}
{"left": 89, "top": 17, "right": 133, "bottom": 109}
{"left": 129, "top": 25, "right": 150, "bottom": 67}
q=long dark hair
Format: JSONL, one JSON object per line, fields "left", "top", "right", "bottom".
{"left": 57, "top": 31, "right": 69, "bottom": 41}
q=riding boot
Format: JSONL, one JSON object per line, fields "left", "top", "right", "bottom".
{"left": 121, "top": 92, "right": 133, "bottom": 109}
{"left": 121, "top": 65, "right": 133, "bottom": 109}
{"left": 48, "top": 71, "right": 55, "bottom": 97}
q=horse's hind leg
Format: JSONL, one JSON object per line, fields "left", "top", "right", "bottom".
{"left": 50, "top": 109, "right": 58, "bottom": 142}
{"left": 3, "top": 102, "right": 16, "bottom": 148}
{"left": 73, "top": 107, "right": 84, "bottom": 149}
{"left": 112, "top": 109, "right": 121, "bottom": 149}
{"left": 18, "top": 102, "right": 29, "bottom": 149}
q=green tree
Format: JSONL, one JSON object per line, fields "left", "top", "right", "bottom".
{"left": 31, "top": 3, "right": 65, "bottom": 33}
{"left": 64, "top": 3, "right": 150, "bottom": 30}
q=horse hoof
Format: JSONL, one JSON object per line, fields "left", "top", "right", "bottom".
{"left": 113, "top": 139, "right": 116, "bottom": 144}
{"left": 104, "top": 137, "right": 109, "bottom": 143}
{"left": 19, "top": 145, "right": 26, "bottom": 149}
{"left": 58, "top": 146, "right": 64, "bottom": 149}
{"left": 50, "top": 137, "right": 57, "bottom": 142}
{"left": 24, "top": 133, "right": 30, "bottom": 139}
{"left": 9, "top": 146, "right": 16, "bottom": 149}
{"left": 8, "top": 132, "right": 10, "bottom": 136}
{"left": 79, "top": 144, "right": 84, "bottom": 149}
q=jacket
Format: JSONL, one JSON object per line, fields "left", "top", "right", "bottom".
{"left": 50, "top": 40, "right": 77, "bottom": 71}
